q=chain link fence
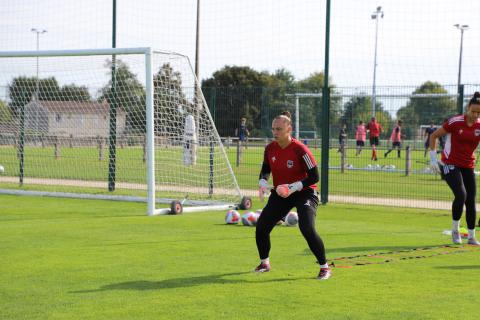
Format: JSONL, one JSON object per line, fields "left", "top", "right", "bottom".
{"left": 208, "top": 84, "right": 480, "bottom": 208}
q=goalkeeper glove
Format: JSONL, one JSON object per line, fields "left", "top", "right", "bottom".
{"left": 258, "top": 179, "right": 270, "bottom": 201}
{"left": 276, "top": 181, "right": 303, "bottom": 198}
{"left": 429, "top": 150, "right": 442, "bottom": 174}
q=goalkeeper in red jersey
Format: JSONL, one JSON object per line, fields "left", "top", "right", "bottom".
{"left": 429, "top": 92, "right": 480, "bottom": 245}
{"left": 255, "top": 111, "right": 330, "bottom": 280}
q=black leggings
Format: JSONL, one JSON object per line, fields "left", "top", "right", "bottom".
{"left": 443, "top": 165, "right": 477, "bottom": 230}
{"left": 255, "top": 189, "right": 327, "bottom": 265}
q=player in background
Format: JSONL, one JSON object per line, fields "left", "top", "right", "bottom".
{"left": 256, "top": 111, "right": 331, "bottom": 280}
{"left": 366, "top": 117, "right": 383, "bottom": 161}
{"left": 337, "top": 123, "right": 347, "bottom": 153}
{"left": 423, "top": 122, "right": 437, "bottom": 157}
{"left": 355, "top": 120, "right": 366, "bottom": 156}
{"left": 429, "top": 92, "right": 480, "bottom": 245}
{"left": 385, "top": 120, "right": 403, "bottom": 158}
{"left": 235, "top": 117, "right": 250, "bottom": 149}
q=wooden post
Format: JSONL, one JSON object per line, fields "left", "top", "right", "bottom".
{"left": 142, "top": 135, "right": 146, "bottom": 163}
{"left": 236, "top": 139, "right": 241, "bottom": 167}
{"left": 15, "top": 135, "right": 20, "bottom": 159}
{"left": 97, "top": 136, "right": 104, "bottom": 161}
{"left": 405, "top": 146, "right": 411, "bottom": 176}
{"left": 54, "top": 136, "right": 60, "bottom": 159}
{"left": 340, "top": 143, "right": 345, "bottom": 173}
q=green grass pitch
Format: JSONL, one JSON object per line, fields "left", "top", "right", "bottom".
{"left": 1, "top": 194, "right": 479, "bottom": 319}
{"left": 0, "top": 145, "right": 457, "bottom": 202}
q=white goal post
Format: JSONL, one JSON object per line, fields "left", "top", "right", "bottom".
{"left": 0, "top": 47, "right": 251, "bottom": 215}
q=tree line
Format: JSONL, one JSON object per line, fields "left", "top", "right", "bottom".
{"left": 1, "top": 61, "right": 458, "bottom": 140}
{"left": 2, "top": 60, "right": 191, "bottom": 137}
{"left": 201, "top": 66, "right": 457, "bottom": 139}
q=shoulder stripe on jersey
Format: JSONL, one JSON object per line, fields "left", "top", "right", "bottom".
{"left": 448, "top": 115, "right": 464, "bottom": 125}
{"left": 443, "top": 134, "right": 451, "bottom": 159}
{"left": 303, "top": 153, "right": 315, "bottom": 170}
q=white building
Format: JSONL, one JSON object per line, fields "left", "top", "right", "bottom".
{"left": 24, "top": 99, "right": 126, "bottom": 137}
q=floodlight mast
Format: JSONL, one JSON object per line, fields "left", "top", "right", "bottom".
{"left": 370, "top": 6, "right": 384, "bottom": 117}
{"left": 453, "top": 24, "right": 469, "bottom": 90}
{"left": 30, "top": 28, "right": 47, "bottom": 98}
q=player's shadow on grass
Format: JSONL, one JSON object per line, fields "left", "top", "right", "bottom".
{"left": 435, "top": 265, "right": 480, "bottom": 270}
{"left": 72, "top": 272, "right": 300, "bottom": 293}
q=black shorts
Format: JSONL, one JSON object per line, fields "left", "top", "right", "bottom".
{"left": 369, "top": 137, "right": 379, "bottom": 146}
{"left": 259, "top": 188, "right": 319, "bottom": 224}
{"left": 392, "top": 141, "right": 401, "bottom": 148}
{"left": 356, "top": 140, "right": 365, "bottom": 147}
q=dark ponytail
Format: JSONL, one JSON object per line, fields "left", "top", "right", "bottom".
{"left": 469, "top": 92, "right": 480, "bottom": 106}
{"left": 281, "top": 111, "right": 292, "bottom": 119}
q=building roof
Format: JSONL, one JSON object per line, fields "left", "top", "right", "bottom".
{"left": 0, "top": 122, "right": 19, "bottom": 134}
{"left": 28, "top": 100, "right": 126, "bottom": 115}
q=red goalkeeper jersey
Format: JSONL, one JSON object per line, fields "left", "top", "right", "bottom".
{"left": 442, "top": 114, "right": 480, "bottom": 168}
{"left": 263, "top": 138, "right": 317, "bottom": 190}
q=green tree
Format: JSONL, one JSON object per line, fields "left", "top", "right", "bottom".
{"left": 153, "top": 63, "right": 192, "bottom": 136}
{"left": 8, "top": 76, "right": 92, "bottom": 116}
{"left": 0, "top": 99, "right": 13, "bottom": 123}
{"left": 265, "top": 68, "right": 296, "bottom": 91}
{"left": 259, "top": 68, "right": 297, "bottom": 136}
{"left": 202, "top": 66, "right": 266, "bottom": 137}
{"left": 60, "top": 84, "right": 91, "bottom": 102}
{"left": 296, "top": 72, "right": 341, "bottom": 138}
{"left": 397, "top": 81, "right": 456, "bottom": 139}
{"left": 98, "top": 59, "right": 146, "bottom": 133}
{"left": 8, "top": 77, "right": 58, "bottom": 115}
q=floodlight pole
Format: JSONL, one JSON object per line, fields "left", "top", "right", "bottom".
{"left": 371, "top": 6, "right": 383, "bottom": 118}
{"left": 195, "top": 0, "right": 200, "bottom": 79}
{"left": 108, "top": 0, "right": 117, "bottom": 192}
{"left": 194, "top": 0, "right": 203, "bottom": 171}
{"left": 31, "top": 28, "right": 47, "bottom": 98}
{"left": 454, "top": 24, "right": 469, "bottom": 89}
{"left": 286, "top": 93, "right": 323, "bottom": 140}
{"left": 320, "top": 0, "right": 331, "bottom": 204}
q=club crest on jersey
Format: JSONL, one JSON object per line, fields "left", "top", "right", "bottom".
{"left": 287, "top": 160, "right": 294, "bottom": 168}
{"left": 271, "top": 156, "right": 276, "bottom": 162}
{"left": 475, "top": 129, "right": 480, "bottom": 136}
{"left": 459, "top": 129, "right": 463, "bottom": 135}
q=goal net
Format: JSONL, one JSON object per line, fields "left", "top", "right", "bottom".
{"left": 0, "top": 47, "right": 249, "bottom": 215}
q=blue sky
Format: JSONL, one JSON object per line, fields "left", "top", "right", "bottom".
{"left": 0, "top": 0, "right": 479, "bottom": 90}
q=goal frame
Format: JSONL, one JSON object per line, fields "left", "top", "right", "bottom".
{"left": 0, "top": 47, "right": 248, "bottom": 216}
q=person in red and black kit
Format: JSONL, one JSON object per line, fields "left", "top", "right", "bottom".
{"left": 366, "top": 116, "right": 383, "bottom": 161}
{"left": 429, "top": 92, "right": 480, "bottom": 245}
{"left": 255, "top": 111, "right": 331, "bottom": 280}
